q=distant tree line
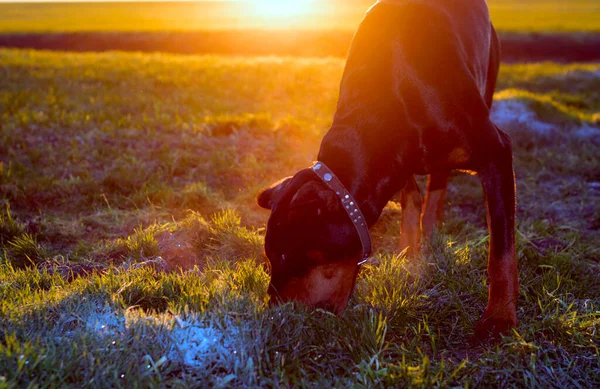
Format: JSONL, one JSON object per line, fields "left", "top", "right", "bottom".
{"left": 1, "top": 31, "right": 599, "bottom": 62}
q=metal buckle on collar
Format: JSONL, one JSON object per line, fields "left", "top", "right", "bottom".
{"left": 311, "top": 162, "right": 373, "bottom": 266}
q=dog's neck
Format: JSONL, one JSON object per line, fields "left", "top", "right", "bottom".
{"left": 317, "top": 125, "right": 405, "bottom": 227}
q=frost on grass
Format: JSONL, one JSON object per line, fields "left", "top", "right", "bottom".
{"left": 85, "top": 306, "right": 126, "bottom": 337}
{"left": 490, "top": 99, "right": 555, "bottom": 135}
{"left": 168, "top": 319, "right": 236, "bottom": 368}
{"left": 82, "top": 307, "right": 238, "bottom": 369}
{"left": 563, "top": 69, "right": 600, "bottom": 81}
{"left": 490, "top": 97, "right": 600, "bottom": 140}
{"left": 575, "top": 124, "right": 600, "bottom": 143}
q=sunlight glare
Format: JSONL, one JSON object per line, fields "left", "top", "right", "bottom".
{"left": 252, "top": 0, "right": 314, "bottom": 19}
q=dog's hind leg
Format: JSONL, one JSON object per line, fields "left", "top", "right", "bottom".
{"left": 474, "top": 125, "right": 518, "bottom": 339}
{"left": 399, "top": 175, "right": 423, "bottom": 257}
{"left": 421, "top": 172, "right": 450, "bottom": 241}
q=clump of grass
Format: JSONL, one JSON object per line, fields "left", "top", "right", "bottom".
{"left": 92, "top": 223, "right": 167, "bottom": 262}
{"left": 356, "top": 254, "right": 423, "bottom": 327}
{"left": 4, "top": 233, "right": 48, "bottom": 268}
{"left": 205, "top": 210, "right": 263, "bottom": 261}
{"left": 204, "top": 113, "right": 275, "bottom": 137}
{"left": 0, "top": 205, "right": 24, "bottom": 244}
{"left": 125, "top": 227, "right": 162, "bottom": 259}
{"left": 90, "top": 209, "right": 263, "bottom": 272}
{"left": 140, "top": 181, "right": 223, "bottom": 214}
{"left": 178, "top": 182, "right": 220, "bottom": 209}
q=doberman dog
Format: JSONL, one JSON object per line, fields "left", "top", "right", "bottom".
{"left": 257, "top": 0, "right": 518, "bottom": 339}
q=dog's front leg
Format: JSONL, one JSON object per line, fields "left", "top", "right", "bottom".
{"left": 399, "top": 175, "right": 423, "bottom": 257}
{"left": 421, "top": 171, "right": 450, "bottom": 240}
{"left": 475, "top": 127, "right": 519, "bottom": 339}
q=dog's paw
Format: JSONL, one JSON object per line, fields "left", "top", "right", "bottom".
{"left": 473, "top": 306, "right": 517, "bottom": 342}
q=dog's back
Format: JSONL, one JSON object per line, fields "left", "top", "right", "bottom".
{"left": 326, "top": 0, "right": 499, "bottom": 173}
{"left": 370, "top": 0, "right": 492, "bottom": 94}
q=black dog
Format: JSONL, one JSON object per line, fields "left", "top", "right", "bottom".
{"left": 257, "top": 0, "right": 518, "bottom": 339}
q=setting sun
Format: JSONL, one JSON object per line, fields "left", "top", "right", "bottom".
{"left": 252, "top": 0, "right": 314, "bottom": 19}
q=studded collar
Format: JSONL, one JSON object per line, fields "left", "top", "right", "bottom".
{"left": 311, "top": 161, "right": 372, "bottom": 265}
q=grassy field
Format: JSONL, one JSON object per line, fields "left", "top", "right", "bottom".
{"left": 0, "top": 48, "right": 599, "bottom": 387}
{"left": 0, "top": 0, "right": 599, "bottom": 33}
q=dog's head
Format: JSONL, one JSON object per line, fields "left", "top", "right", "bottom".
{"left": 257, "top": 169, "right": 362, "bottom": 314}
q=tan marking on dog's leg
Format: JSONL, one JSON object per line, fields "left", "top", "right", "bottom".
{"left": 399, "top": 175, "right": 423, "bottom": 257}
{"left": 421, "top": 172, "right": 450, "bottom": 241}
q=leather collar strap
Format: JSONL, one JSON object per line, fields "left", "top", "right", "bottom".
{"left": 311, "top": 162, "right": 372, "bottom": 265}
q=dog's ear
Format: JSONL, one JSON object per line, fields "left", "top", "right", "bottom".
{"left": 256, "top": 177, "right": 293, "bottom": 210}
{"left": 289, "top": 181, "right": 339, "bottom": 216}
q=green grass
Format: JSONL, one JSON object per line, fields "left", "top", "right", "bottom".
{"left": 1, "top": 48, "right": 599, "bottom": 387}
{"left": 0, "top": 0, "right": 599, "bottom": 33}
